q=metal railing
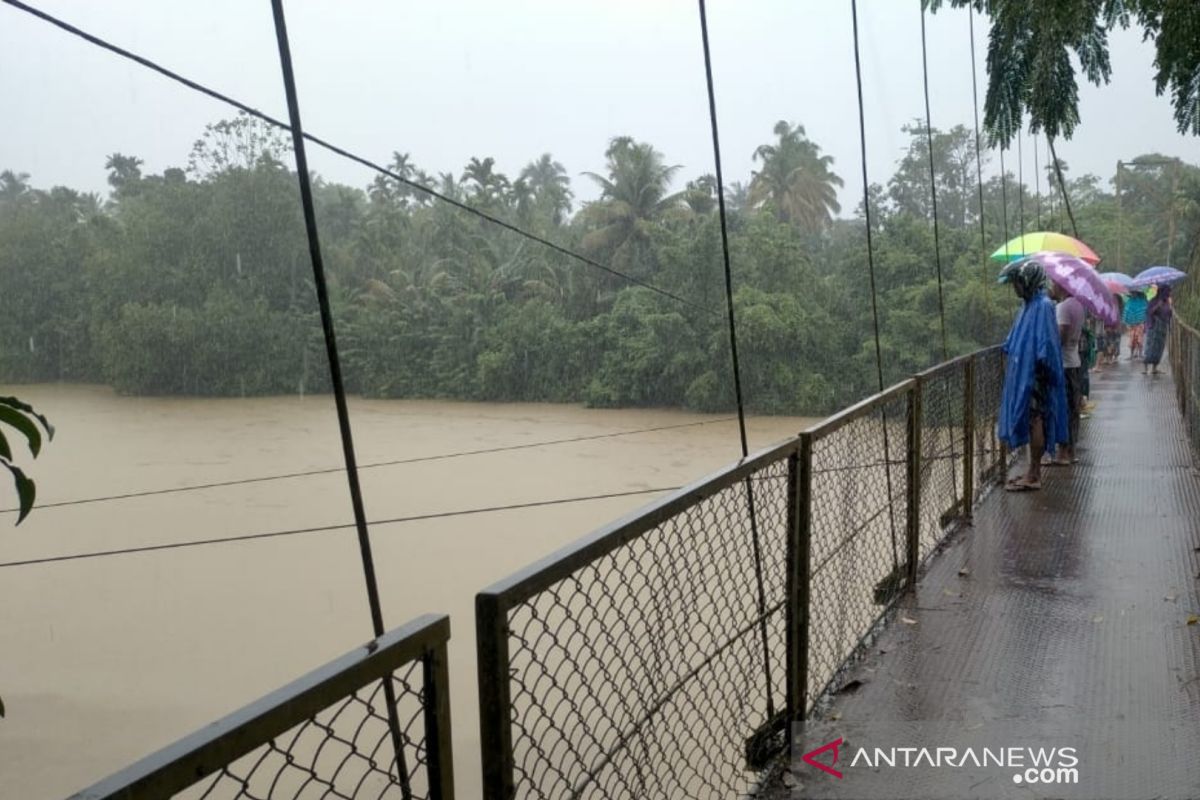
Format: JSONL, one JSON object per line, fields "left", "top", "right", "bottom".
{"left": 1172, "top": 319, "right": 1200, "bottom": 458}
{"left": 70, "top": 614, "right": 454, "bottom": 800}
{"left": 476, "top": 345, "right": 1008, "bottom": 800}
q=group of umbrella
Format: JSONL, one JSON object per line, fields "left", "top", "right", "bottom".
{"left": 992, "top": 231, "right": 1189, "bottom": 491}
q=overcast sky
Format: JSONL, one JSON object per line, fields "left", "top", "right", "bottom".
{"left": 3, "top": 0, "right": 1195, "bottom": 213}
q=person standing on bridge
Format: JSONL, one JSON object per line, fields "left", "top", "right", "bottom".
{"left": 1124, "top": 290, "right": 1148, "bottom": 360}
{"left": 1049, "top": 283, "right": 1086, "bottom": 465}
{"left": 1143, "top": 285, "right": 1173, "bottom": 375}
{"left": 998, "top": 260, "right": 1069, "bottom": 492}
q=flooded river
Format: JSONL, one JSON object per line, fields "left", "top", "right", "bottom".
{"left": 0, "top": 384, "right": 813, "bottom": 799}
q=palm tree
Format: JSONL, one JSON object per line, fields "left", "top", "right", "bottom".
{"left": 749, "top": 121, "right": 843, "bottom": 233}
{"left": 581, "top": 137, "right": 683, "bottom": 275}
{"left": 461, "top": 157, "right": 511, "bottom": 210}
{"left": 0, "top": 170, "right": 31, "bottom": 207}
{"left": 684, "top": 174, "right": 717, "bottom": 215}
{"left": 519, "top": 153, "right": 573, "bottom": 226}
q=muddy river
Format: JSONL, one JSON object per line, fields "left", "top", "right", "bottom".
{"left": 0, "top": 384, "right": 814, "bottom": 799}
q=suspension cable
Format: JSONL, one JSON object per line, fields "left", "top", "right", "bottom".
{"left": 0, "top": 0, "right": 709, "bottom": 314}
{"left": 0, "top": 417, "right": 734, "bottom": 514}
{"left": 272, "top": 0, "right": 385, "bottom": 642}
{"left": 999, "top": 145, "right": 1011, "bottom": 256}
{"left": 1034, "top": 130, "right": 1043, "bottom": 229}
{"left": 967, "top": 7, "right": 998, "bottom": 339}
{"left": 850, "top": 0, "right": 901, "bottom": 578}
{"left": 919, "top": 2, "right": 958, "bottom": 504}
{"left": 920, "top": 4, "right": 949, "bottom": 361}
{"left": 696, "top": 0, "right": 773, "bottom": 721}
{"left": 1048, "top": 137, "right": 1080, "bottom": 239}
{"left": 1017, "top": 126, "right": 1026, "bottom": 235}
{"left": 0, "top": 486, "right": 680, "bottom": 570}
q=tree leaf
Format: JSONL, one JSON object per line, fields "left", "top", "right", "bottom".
{"left": 0, "top": 430, "right": 10, "bottom": 462}
{"left": 0, "top": 396, "right": 53, "bottom": 440}
{"left": 0, "top": 406, "right": 41, "bottom": 457}
{"left": 0, "top": 693, "right": 5, "bottom": 718}
{"left": 1, "top": 461, "right": 36, "bottom": 525}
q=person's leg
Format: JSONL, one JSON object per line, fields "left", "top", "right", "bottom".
{"left": 1027, "top": 415, "right": 1044, "bottom": 485}
{"left": 1068, "top": 367, "right": 1082, "bottom": 461}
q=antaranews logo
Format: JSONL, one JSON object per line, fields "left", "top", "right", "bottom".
{"left": 796, "top": 731, "right": 1081, "bottom": 796}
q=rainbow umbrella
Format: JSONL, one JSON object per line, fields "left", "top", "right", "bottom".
{"left": 1014, "top": 251, "right": 1119, "bottom": 326}
{"left": 1130, "top": 265, "right": 1187, "bottom": 290}
{"left": 1100, "top": 271, "right": 1133, "bottom": 295}
{"left": 990, "top": 232, "right": 1101, "bottom": 265}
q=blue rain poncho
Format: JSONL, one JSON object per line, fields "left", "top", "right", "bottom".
{"left": 998, "top": 289, "right": 1070, "bottom": 453}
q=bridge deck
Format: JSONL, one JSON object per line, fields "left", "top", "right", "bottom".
{"left": 773, "top": 360, "right": 1200, "bottom": 798}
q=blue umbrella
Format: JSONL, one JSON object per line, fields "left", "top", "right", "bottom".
{"left": 1130, "top": 265, "right": 1187, "bottom": 290}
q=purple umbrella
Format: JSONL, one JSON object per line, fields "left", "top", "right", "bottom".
{"left": 1020, "top": 251, "right": 1120, "bottom": 326}
{"left": 1130, "top": 265, "right": 1187, "bottom": 290}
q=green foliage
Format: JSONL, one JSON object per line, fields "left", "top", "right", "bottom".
{"left": 927, "top": 0, "right": 1200, "bottom": 142}
{"left": 1, "top": 113, "right": 1194, "bottom": 422}
{"left": 0, "top": 395, "right": 54, "bottom": 525}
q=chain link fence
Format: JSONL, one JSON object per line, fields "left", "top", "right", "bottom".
{"left": 478, "top": 345, "right": 1008, "bottom": 800}
{"left": 70, "top": 615, "right": 453, "bottom": 800}
{"left": 477, "top": 445, "right": 797, "bottom": 800}
{"left": 1172, "top": 320, "right": 1200, "bottom": 459}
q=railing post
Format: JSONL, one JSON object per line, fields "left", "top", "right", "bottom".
{"left": 476, "top": 592, "right": 514, "bottom": 800}
{"left": 787, "top": 438, "right": 813, "bottom": 743}
{"left": 906, "top": 381, "right": 922, "bottom": 585}
{"left": 424, "top": 636, "right": 456, "bottom": 800}
{"left": 962, "top": 356, "right": 975, "bottom": 522}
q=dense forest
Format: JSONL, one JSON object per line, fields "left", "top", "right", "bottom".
{"left": 1, "top": 114, "right": 1196, "bottom": 415}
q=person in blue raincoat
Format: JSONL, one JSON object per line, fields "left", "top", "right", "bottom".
{"left": 997, "top": 259, "right": 1070, "bottom": 491}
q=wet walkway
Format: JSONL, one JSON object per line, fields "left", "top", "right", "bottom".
{"left": 774, "top": 360, "right": 1200, "bottom": 798}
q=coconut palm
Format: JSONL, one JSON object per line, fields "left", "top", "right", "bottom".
{"left": 581, "top": 137, "right": 683, "bottom": 276}
{"left": 749, "top": 121, "right": 843, "bottom": 233}
{"left": 519, "top": 153, "right": 574, "bottom": 226}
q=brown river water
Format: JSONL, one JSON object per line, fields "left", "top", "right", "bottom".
{"left": 0, "top": 384, "right": 814, "bottom": 799}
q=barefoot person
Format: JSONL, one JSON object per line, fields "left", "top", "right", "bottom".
{"left": 998, "top": 260, "right": 1070, "bottom": 492}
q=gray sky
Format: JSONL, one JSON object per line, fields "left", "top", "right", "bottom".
{"left": 3, "top": 0, "right": 1195, "bottom": 213}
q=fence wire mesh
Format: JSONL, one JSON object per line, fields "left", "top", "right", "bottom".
{"left": 71, "top": 616, "right": 451, "bottom": 800}
{"left": 495, "top": 456, "right": 793, "bottom": 800}
{"left": 972, "top": 347, "right": 1007, "bottom": 501}
{"left": 806, "top": 389, "right": 910, "bottom": 704}
{"left": 478, "top": 346, "right": 1014, "bottom": 799}
{"left": 186, "top": 666, "right": 428, "bottom": 800}
{"left": 1173, "top": 322, "right": 1200, "bottom": 460}
{"left": 916, "top": 366, "right": 965, "bottom": 562}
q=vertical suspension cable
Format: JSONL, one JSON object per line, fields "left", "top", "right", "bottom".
{"left": 696, "top": 0, "right": 774, "bottom": 720}
{"left": 850, "top": 0, "right": 901, "bottom": 577}
{"left": 920, "top": 5, "right": 949, "bottom": 361}
{"left": 1017, "top": 127, "right": 1026, "bottom": 235}
{"left": 269, "top": 1, "right": 410, "bottom": 793}
{"left": 968, "top": 7, "right": 996, "bottom": 340}
{"left": 1000, "top": 145, "right": 1011, "bottom": 255}
{"left": 1034, "top": 131, "right": 1043, "bottom": 229}
{"left": 1048, "top": 137, "right": 1080, "bottom": 239}
{"left": 920, "top": 2, "right": 958, "bottom": 503}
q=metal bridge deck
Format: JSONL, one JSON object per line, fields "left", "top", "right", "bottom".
{"left": 771, "top": 361, "right": 1200, "bottom": 799}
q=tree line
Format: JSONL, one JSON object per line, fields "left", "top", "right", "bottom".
{"left": 1, "top": 114, "right": 1196, "bottom": 416}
